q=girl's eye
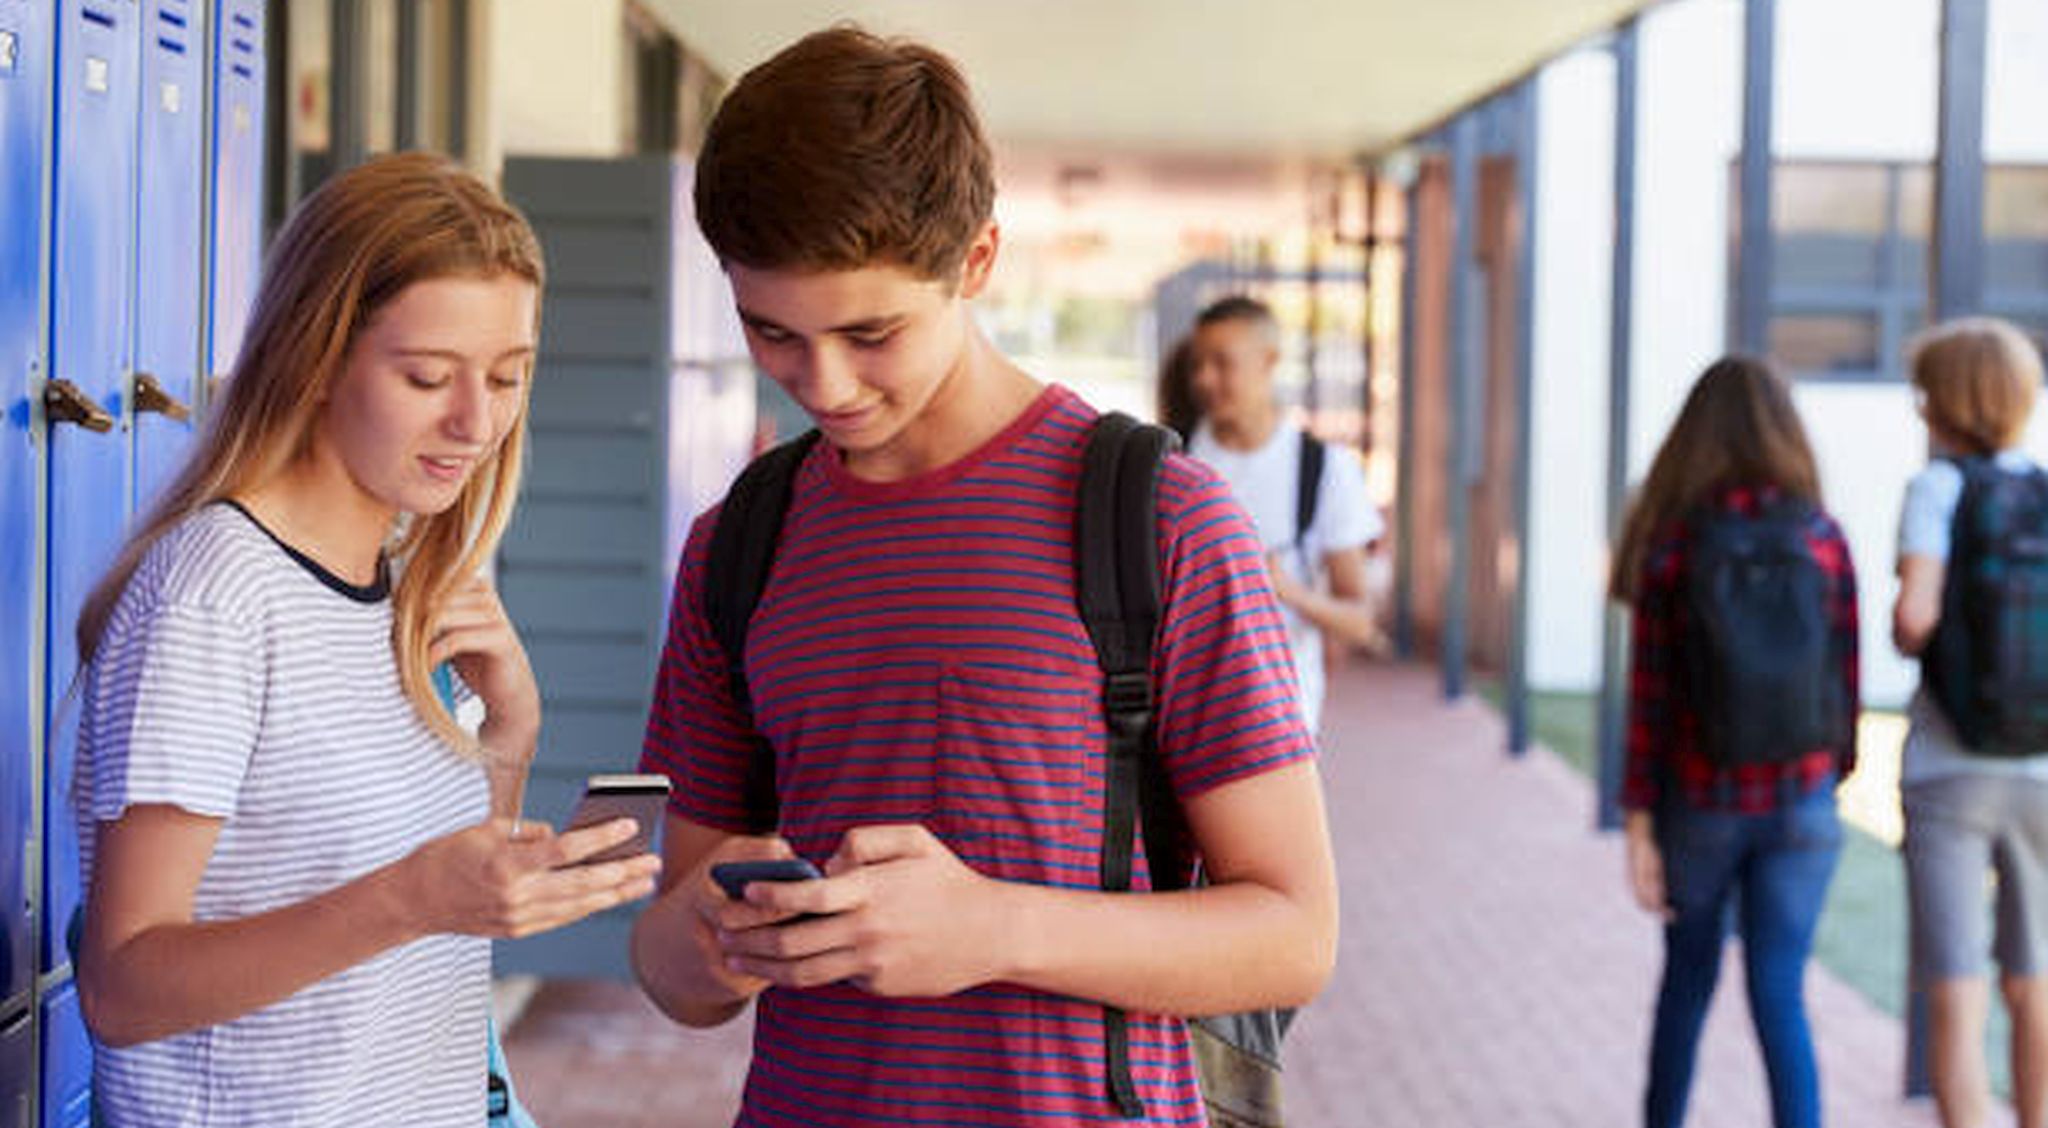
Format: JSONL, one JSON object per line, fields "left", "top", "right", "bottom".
{"left": 405, "top": 371, "right": 450, "bottom": 390}
{"left": 488, "top": 371, "right": 525, "bottom": 391}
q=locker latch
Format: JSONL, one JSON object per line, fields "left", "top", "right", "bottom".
{"left": 43, "top": 379, "right": 114, "bottom": 433}
{"left": 133, "top": 371, "right": 192, "bottom": 422}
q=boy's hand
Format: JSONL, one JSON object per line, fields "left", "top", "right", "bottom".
{"left": 715, "top": 824, "right": 1009, "bottom": 997}
{"left": 1264, "top": 549, "right": 1308, "bottom": 608}
{"left": 693, "top": 837, "right": 809, "bottom": 1002}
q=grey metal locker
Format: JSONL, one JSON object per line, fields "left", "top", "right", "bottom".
{"left": 495, "top": 155, "right": 756, "bottom": 979}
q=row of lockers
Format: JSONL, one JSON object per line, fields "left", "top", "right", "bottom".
{"left": 1, "top": 0, "right": 267, "bottom": 1124}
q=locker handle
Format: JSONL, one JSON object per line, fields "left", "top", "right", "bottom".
{"left": 43, "top": 380, "right": 114, "bottom": 433}
{"left": 133, "top": 371, "right": 192, "bottom": 422}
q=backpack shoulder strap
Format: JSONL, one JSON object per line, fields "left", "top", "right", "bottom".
{"left": 1075, "top": 411, "right": 1180, "bottom": 1119}
{"left": 1296, "top": 430, "right": 1326, "bottom": 545}
{"left": 703, "top": 430, "right": 821, "bottom": 833}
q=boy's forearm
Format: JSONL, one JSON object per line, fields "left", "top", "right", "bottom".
{"left": 631, "top": 890, "right": 751, "bottom": 1028}
{"left": 997, "top": 877, "right": 1336, "bottom": 1017}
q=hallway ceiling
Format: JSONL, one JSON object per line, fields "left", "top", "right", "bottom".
{"left": 648, "top": 0, "right": 1656, "bottom": 159}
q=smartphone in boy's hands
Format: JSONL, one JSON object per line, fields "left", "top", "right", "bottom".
{"left": 709, "top": 858, "right": 823, "bottom": 901}
{"left": 561, "top": 773, "right": 670, "bottom": 865}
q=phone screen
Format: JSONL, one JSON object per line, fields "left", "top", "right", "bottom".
{"left": 561, "top": 773, "right": 671, "bottom": 865}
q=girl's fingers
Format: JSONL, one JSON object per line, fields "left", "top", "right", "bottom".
{"left": 428, "top": 624, "right": 511, "bottom": 666}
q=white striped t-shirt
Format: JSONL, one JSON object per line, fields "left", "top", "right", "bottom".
{"left": 76, "top": 502, "right": 490, "bottom": 1127}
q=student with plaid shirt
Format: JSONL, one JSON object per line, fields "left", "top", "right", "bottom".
{"left": 1610, "top": 356, "right": 1860, "bottom": 1128}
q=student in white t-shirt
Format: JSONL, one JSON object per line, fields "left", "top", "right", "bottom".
{"left": 69, "top": 153, "right": 661, "bottom": 1127}
{"left": 1184, "top": 296, "right": 1384, "bottom": 729}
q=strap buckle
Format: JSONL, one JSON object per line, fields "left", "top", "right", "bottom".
{"left": 1103, "top": 670, "right": 1154, "bottom": 740}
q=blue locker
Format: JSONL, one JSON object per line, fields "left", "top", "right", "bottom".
{"left": 34, "top": 985, "right": 85, "bottom": 1128}
{"left": 1, "top": 1007, "right": 30, "bottom": 1128}
{"left": 0, "top": 0, "right": 51, "bottom": 1021}
{"left": 204, "top": 0, "right": 259, "bottom": 381}
{"left": 129, "top": 0, "right": 203, "bottom": 512}
{"left": 42, "top": 0, "right": 138, "bottom": 976}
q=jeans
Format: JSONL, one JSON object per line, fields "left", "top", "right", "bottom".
{"left": 1644, "top": 783, "right": 1843, "bottom": 1128}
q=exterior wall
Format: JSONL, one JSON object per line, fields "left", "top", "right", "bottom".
{"left": 1773, "top": 0, "right": 1936, "bottom": 707}
{"left": 1987, "top": 0, "right": 2048, "bottom": 160}
{"left": 1407, "top": 161, "right": 1455, "bottom": 655}
{"left": 488, "top": 0, "right": 627, "bottom": 163}
{"left": 1627, "top": 0, "right": 1741, "bottom": 492}
{"left": 1472, "top": 156, "right": 1521, "bottom": 672}
{"left": 1526, "top": 48, "right": 1616, "bottom": 692}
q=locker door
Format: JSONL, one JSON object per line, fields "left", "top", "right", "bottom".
{"left": 0, "top": 0, "right": 52, "bottom": 1019}
{"left": 35, "top": 984, "right": 86, "bottom": 1128}
{"left": 0, "top": 1006, "right": 30, "bottom": 1128}
{"left": 129, "top": 0, "right": 202, "bottom": 511}
{"left": 43, "top": 0, "right": 138, "bottom": 976}
{"left": 205, "top": 0, "right": 260, "bottom": 382}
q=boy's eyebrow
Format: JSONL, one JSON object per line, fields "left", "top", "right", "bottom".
{"left": 738, "top": 307, "right": 910, "bottom": 335}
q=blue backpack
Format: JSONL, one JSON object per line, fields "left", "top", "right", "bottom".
{"left": 1923, "top": 457, "right": 2048, "bottom": 755}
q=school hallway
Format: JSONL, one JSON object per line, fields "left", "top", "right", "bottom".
{"left": 500, "top": 662, "right": 1984, "bottom": 1127}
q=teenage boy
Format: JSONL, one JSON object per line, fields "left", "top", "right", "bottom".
{"left": 1186, "top": 297, "right": 1383, "bottom": 730}
{"left": 629, "top": 26, "right": 1338, "bottom": 1127}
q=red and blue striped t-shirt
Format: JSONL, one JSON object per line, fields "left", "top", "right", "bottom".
{"left": 642, "top": 384, "right": 1314, "bottom": 1126}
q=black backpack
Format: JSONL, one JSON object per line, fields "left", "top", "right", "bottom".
{"left": 1923, "top": 457, "right": 2048, "bottom": 755}
{"left": 1293, "top": 432, "right": 1326, "bottom": 550}
{"left": 703, "top": 412, "right": 1288, "bottom": 1124}
{"left": 1682, "top": 500, "right": 1844, "bottom": 765}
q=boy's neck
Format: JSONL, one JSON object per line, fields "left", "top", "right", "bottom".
{"left": 1208, "top": 403, "right": 1281, "bottom": 453}
{"left": 839, "top": 329, "right": 1043, "bottom": 483}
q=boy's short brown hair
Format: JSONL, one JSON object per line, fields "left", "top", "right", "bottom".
{"left": 1910, "top": 317, "right": 2045, "bottom": 455}
{"left": 694, "top": 25, "right": 995, "bottom": 282}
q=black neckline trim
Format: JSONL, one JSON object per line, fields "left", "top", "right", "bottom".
{"left": 218, "top": 500, "right": 391, "bottom": 603}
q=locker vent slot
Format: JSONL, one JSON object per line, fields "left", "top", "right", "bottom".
{"left": 158, "top": 10, "right": 187, "bottom": 29}
{"left": 82, "top": 7, "right": 116, "bottom": 29}
{"left": 157, "top": 36, "right": 185, "bottom": 55}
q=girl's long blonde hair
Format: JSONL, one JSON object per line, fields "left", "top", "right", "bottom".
{"left": 77, "top": 152, "right": 545, "bottom": 752}
{"left": 1608, "top": 355, "right": 1822, "bottom": 604}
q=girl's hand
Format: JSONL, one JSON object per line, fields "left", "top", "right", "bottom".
{"left": 397, "top": 817, "right": 662, "bottom": 940}
{"left": 1623, "top": 812, "right": 1672, "bottom": 921}
{"left": 429, "top": 573, "right": 540, "bottom": 757}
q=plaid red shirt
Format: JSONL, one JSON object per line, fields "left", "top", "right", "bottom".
{"left": 1622, "top": 484, "right": 1860, "bottom": 813}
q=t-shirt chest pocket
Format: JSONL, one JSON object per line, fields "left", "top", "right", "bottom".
{"left": 933, "top": 661, "right": 1100, "bottom": 875}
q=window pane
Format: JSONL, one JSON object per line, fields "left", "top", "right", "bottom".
{"left": 1771, "top": 314, "right": 1881, "bottom": 378}
{"left": 1774, "top": 164, "right": 1889, "bottom": 289}
{"left": 1987, "top": 167, "right": 2048, "bottom": 293}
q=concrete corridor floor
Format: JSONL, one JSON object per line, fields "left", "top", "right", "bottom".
{"left": 502, "top": 662, "right": 1989, "bottom": 1127}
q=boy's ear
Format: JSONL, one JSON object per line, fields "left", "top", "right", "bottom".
{"left": 956, "top": 221, "right": 1000, "bottom": 300}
